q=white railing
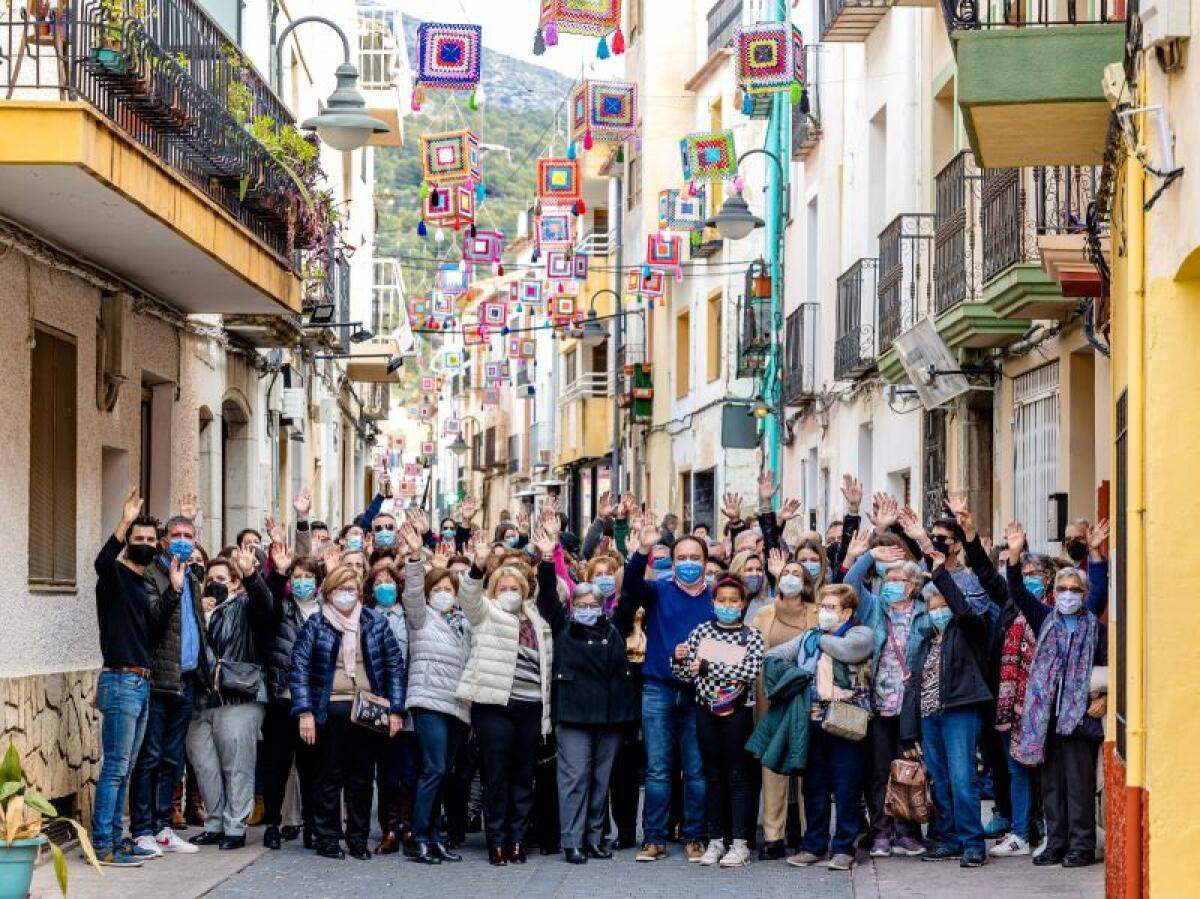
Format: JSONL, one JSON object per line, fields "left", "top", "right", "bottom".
{"left": 358, "top": 7, "right": 405, "bottom": 91}
{"left": 574, "top": 229, "right": 615, "bottom": 257}
{"left": 560, "top": 371, "right": 611, "bottom": 405}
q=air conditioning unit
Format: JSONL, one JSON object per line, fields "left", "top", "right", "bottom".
{"left": 281, "top": 387, "right": 306, "bottom": 424}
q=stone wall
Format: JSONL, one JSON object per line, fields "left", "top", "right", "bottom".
{"left": 1, "top": 670, "right": 100, "bottom": 822}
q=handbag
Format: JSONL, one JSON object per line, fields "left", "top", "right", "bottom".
{"left": 350, "top": 685, "right": 391, "bottom": 733}
{"left": 884, "top": 758, "right": 933, "bottom": 823}
{"left": 215, "top": 659, "right": 262, "bottom": 700}
{"left": 821, "top": 700, "right": 870, "bottom": 741}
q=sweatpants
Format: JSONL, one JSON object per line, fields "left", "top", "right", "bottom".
{"left": 185, "top": 702, "right": 265, "bottom": 837}
{"left": 556, "top": 724, "right": 621, "bottom": 849}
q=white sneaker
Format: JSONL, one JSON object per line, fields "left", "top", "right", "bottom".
{"left": 719, "top": 839, "right": 751, "bottom": 868}
{"left": 134, "top": 835, "right": 163, "bottom": 858}
{"left": 698, "top": 840, "right": 725, "bottom": 866}
{"left": 989, "top": 834, "right": 1032, "bottom": 857}
{"left": 156, "top": 827, "right": 199, "bottom": 853}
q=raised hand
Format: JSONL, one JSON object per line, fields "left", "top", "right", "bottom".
{"left": 406, "top": 507, "right": 430, "bottom": 536}
{"left": 231, "top": 546, "right": 257, "bottom": 578}
{"left": 381, "top": 475, "right": 393, "bottom": 499}
{"left": 270, "top": 541, "right": 293, "bottom": 573}
{"left": 399, "top": 522, "right": 424, "bottom": 555}
{"left": 459, "top": 497, "right": 479, "bottom": 524}
{"left": 179, "top": 490, "right": 199, "bottom": 522}
{"left": 868, "top": 493, "right": 900, "bottom": 533}
{"left": 597, "top": 490, "right": 617, "bottom": 519}
{"left": 267, "top": 517, "right": 288, "bottom": 547}
{"left": 926, "top": 548, "right": 948, "bottom": 571}
{"left": 638, "top": 511, "right": 662, "bottom": 553}
{"left": 778, "top": 497, "right": 801, "bottom": 524}
{"left": 1088, "top": 519, "right": 1110, "bottom": 555}
{"left": 472, "top": 537, "right": 492, "bottom": 570}
{"left": 532, "top": 527, "right": 557, "bottom": 557}
{"left": 515, "top": 507, "right": 530, "bottom": 534}
{"left": 844, "top": 528, "right": 871, "bottom": 565}
{"left": 119, "top": 486, "right": 144, "bottom": 532}
{"left": 617, "top": 492, "right": 637, "bottom": 518}
{"left": 944, "top": 490, "right": 976, "bottom": 540}
{"left": 1004, "top": 521, "right": 1027, "bottom": 558}
{"left": 629, "top": 508, "right": 645, "bottom": 535}
{"left": 840, "top": 474, "right": 863, "bottom": 513}
{"left": 870, "top": 544, "right": 907, "bottom": 565}
{"left": 292, "top": 486, "right": 312, "bottom": 518}
{"left": 430, "top": 540, "right": 451, "bottom": 570}
{"left": 767, "top": 547, "right": 788, "bottom": 578}
{"left": 757, "top": 471, "right": 778, "bottom": 505}
{"left": 721, "top": 492, "right": 743, "bottom": 521}
{"left": 897, "top": 506, "right": 932, "bottom": 551}
{"left": 168, "top": 554, "right": 186, "bottom": 593}
{"left": 541, "top": 502, "right": 562, "bottom": 538}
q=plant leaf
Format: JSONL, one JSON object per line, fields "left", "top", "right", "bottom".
{"left": 23, "top": 790, "right": 56, "bottom": 817}
{"left": 50, "top": 840, "right": 68, "bottom": 896}
{"left": 4, "top": 794, "right": 23, "bottom": 844}
{"left": 0, "top": 744, "right": 21, "bottom": 785}
{"left": 0, "top": 781, "right": 21, "bottom": 804}
{"left": 61, "top": 819, "right": 101, "bottom": 872}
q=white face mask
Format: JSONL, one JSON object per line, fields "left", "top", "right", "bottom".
{"left": 777, "top": 574, "right": 804, "bottom": 597}
{"left": 818, "top": 608, "right": 842, "bottom": 632}
{"left": 330, "top": 589, "right": 358, "bottom": 613}
{"left": 1054, "top": 590, "right": 1084, "bottom": 615}
{"left": 429, "top": 591, "right": 456, "bottom": 613}
{"left": 497, "top": 590, "right": 524, "bottom": 613}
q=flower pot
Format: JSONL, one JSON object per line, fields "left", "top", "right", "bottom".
{"left": 89, "top": 46, "right": 128, "bottom": 74}
{"left": 752, "top": 274, "right": 772, "bottom": 299}
{"left": 0, "top": 835, "right": 46, "bottom": 899}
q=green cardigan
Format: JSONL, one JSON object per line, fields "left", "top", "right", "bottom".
{"left": 745, "top": 652, "right": 813, "bottom": 776}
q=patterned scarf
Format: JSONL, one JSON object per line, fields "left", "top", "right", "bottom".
{"left": 995, "top": 614, "right": 1036, "bottom": 734}
{"left": 321, "top": 601, "right": 362, "bottom": 680}
{"left": 1012, "top": 611, "right": 1099, "bottom": 765}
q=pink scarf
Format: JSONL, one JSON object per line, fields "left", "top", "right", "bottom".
{"left": 321, "top": 601, "right": 362, "bottom": 679}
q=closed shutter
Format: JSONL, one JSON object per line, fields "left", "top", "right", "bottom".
{"left": 1013, "top": 362, "right": 1060, "bottom": 554}
{"left": 29, "top": 327, "right": 77, "bottom": 587}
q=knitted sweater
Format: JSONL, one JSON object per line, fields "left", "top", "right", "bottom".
{"left": 672, "top": 620, "right": 764, "bottom": 715}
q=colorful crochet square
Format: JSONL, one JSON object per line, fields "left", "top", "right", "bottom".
{"left": 536, "top": 208, "right": 575, "bottom": 249}
{"left": 509, "top": 337, "right": 537, "bottom": 359}
{"left": 570, "top": 79, "right": 638, "bottom": 143}
{"left": 441, "top": 349, "right": 464, "bottom": 368}
{"left": 419, "top": 405, "right": 434, "bottom": 420}
{"left": 482, "top": 386, "right": 500, "bottom": 405}
{"left": 480, "top": 301, "right": 508, "bottom": 326}
{"left": 431, "top": 294, "right": 455, "bottom": 318}
{"left": 737, "top": 22, "right": 798, "bottom": 94}
{"left": 436, "top": 264, "right": 469, "bottom": 293}
{"left": 420, "top": 441, "right": 436, "bottom": 455}
{"left": 545, "top": 250, "right": 574, "bottom": 281}
{"left": 485, "top": 361, "right": 511, "bottom": 382}
{"left": 519, "top": 280, "right": 545, "bottom": 305}
{"left": 793, "top": 27, "right": 804, "bottom": 82}
{"left": 462, "top": 324, "right": 485, "bottom": 346}
{"left": 416, "top": 22, "right": 482, "bottom": 91}
{"left": 572, "top": 253, "right": 589, "bottom": 280}
{"left": 680, "top": 130, "right": 738, "bottom": 183}
{"left": 421, "top": 130, "right": 481, "bottom": 185}
{"left": 537, "top": 158, "right": 582, "bottom": 203}
{"left": 420, "top": 376, "right": 436, "bottom": 392}
{"left": 408, "top": 297, "right": 430, "bottom": 318}
{"left": 553, "top": 296, "right": 577, "bottom": 317}
{"left": 540, "top": 0, "right": 621, "bottom": 37}
{"left": 657, "top": 189, "right": 707, "bottom": 231}
{"left": 424, "top": 184, "right": 476, "bottom": 229}
{"left": 626, "top": 267, "right": 666, "bottom": 298}
{"left": 463, "top": 229, "right": 504, "bottom": 264}
{"left": 646, "top": 233, "right": 683, "bottom": 267}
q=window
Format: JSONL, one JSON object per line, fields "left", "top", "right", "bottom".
{"left": 1013, "top": 362, "right": 1061, "bottom": 553}
{"left": 706, "top": 291, "right": 722, "bottom": 382}
{"left": 29, "top": 326, "right": 77, "bottom": 589}
{"left": 675, "top": 311, "right": 691, "bottom": 398}
{"left": 626, "top": 141, "right": 642, "bottom": 210}
{"left": 563, "top": 346, "right": 578, "bottom": 388}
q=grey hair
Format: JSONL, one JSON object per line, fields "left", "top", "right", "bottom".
{"left": 1067, "top": 517, "right": 1092, "bottom": 530}
{"left": 1020, "top": 552, "right": 1054, "bottom": 574}
{"left": 891, "top": 561, "right": 924, "bottom": 584}
{"left": 1055, "top": 565, "right": 1090, "bottom": 593}
{"left": 163, "top": 515, "right": 195, "bottom": 536}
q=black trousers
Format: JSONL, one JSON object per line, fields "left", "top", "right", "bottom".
{"left": 473, "top": 700, "right": 543, "bottom": 849}
{"left": 695, "top": 705, "right": 755, "bottom": 844}
{"left": 866, "top": 714, "right": 921, "bottom": 840}
{"left": 261, "top": 697, "right": 316, "bottom": 829}
{"left": 1041, "top": 732, "right": 1100, "bottom": 854}
{"left": 311, "top": 701, "right": 380, "bottom": 851}
{"left": 979, "top": 703, "right": 1012, "bottom": 821}
{"left": 530, "top": 730, "right": 560, "bottom": 850}
{"left": 443, "top": 729, "right": 479, "bottom": 844}
{"left": 610, "top": 721, "right": 644, "bottom": 846}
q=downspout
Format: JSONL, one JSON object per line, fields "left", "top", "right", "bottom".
{"left": 762, "top": 0, "right": 789, "bottom": 489}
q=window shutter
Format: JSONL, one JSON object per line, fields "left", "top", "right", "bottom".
{"left": 28, "top": 328, "right": 77, "bottom": 587}
{"left": 52, "top": 335, "right": 77, "bottom": 584}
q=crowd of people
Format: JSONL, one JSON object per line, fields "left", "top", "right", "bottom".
{"left": 89, "top": 471, "right": 1109, "bottom": 875}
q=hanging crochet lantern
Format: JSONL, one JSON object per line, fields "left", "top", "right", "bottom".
{"left": 414, "top": 22, "right": 483, "bottom": 97}
{"left": 535, "top": 0, "right": 623, "bottom": 53}
{"left": 569, "top": 79, "right": 639, "bottom": 149}
{"left": 680, "top": 129, "right": 739, "bottom": 183}
{"left": 420, "top": 130, "right": 482, "bottom": 186}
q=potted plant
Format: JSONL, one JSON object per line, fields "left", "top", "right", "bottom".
{"left": 0, "top": 743, "right": 100, "bottom": 897}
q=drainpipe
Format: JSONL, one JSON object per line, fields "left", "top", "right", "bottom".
{"left": 610, "top": 173, "right": 624, "bottom": 493}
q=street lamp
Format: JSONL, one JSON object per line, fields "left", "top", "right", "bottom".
{"left": 706, "top": 191, "right": 765, "bottom": 241}
{"left": 581, "top": 289, "right": 617, "bottom": 348}
{"left": 274, "top": 16, "right": 390, "bottom": 152}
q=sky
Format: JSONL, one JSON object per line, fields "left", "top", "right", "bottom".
{"left": 403, "top": 0, "right": 622, "bottom": 78}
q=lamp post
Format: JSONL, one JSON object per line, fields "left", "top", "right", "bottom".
{"left": 273, "top": 16, "right": 390, "bottom": 151}
{"left": 586, "top": 287, "right": 620, "bottom": 496}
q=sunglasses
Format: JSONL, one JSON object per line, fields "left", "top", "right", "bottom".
{"left": 373, "top": 523, "right": 396, "bottom": 532}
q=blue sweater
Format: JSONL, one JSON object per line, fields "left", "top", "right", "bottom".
{"left": 616, "top": 551, "right": 714, "bottom": 687}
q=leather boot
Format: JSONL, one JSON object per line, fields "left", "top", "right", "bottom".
{"left": 184, "top": 767, "right": 206, "bottom": 827}
{"left": 171, "top": 781, "right": 187, "bottom": 830}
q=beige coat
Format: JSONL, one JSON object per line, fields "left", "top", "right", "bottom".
{"left": 455, "top": 574, "right": 554, "bottom": 735}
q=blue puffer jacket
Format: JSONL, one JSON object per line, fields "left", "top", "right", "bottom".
{"left": 290, "top": 607, "right": 406, "bottom": 724}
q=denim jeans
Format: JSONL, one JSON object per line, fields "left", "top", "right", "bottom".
{"left": 1002, "top": 732, "right": 1034, "bottom": 840}
{"left": 921, "top": 707, "right": 985, "bottom": 854}
{"left": 641, "top": 681, "right": 706, "bottom": 845}
{"left": 91, "top": 671, "right": 151, "bottom": 853}
{"left": 410, "top": 709, "right": 466, "bottom": 844}
{"left": 129, "top": 678, "right": 195, "bottom": 837}
{"left": 801, "top": 721, "right": 866, "bottom": 857}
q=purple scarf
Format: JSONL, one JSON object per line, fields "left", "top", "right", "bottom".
{"left": 1012, "top": 611, "right": 1099, "bottom": 765}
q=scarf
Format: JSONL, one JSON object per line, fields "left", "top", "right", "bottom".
{"left": 321, "top": 602, "right": 362, "bottom": 680}
{"left": 995, "top": 614, "right": 1035, "bottom": 734}
{"left": 295, "top": 595, "right": 320, "bottom": 621}
{"left": 1012, "top": 610, "right": 1099, "bottom": 765}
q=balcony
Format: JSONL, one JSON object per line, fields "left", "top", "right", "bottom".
{"left": 558, "top": 371, "right": 612, "bottom": 465}
{"left": 0, "top": 1, "right": 313, "bottom": 314}
{"left": 819, "top": 0, "right": 924, "bottom": 43}
{"left": 356, "top": 4, "right": 406, "bottom": 147}
{"left": 574, "top": 227, "right": 613, "bottom": 258}
{"left": 948, "top": 1, "right": 1125, "bottom": 167}
{"left": 689, "top": 227, "right": 724, "bottom": 260}
{"left": 792, "top": 45, "right": 822, "bottom": 160}
{"left": 834, "top": 259, "right": 878, "bottom": 380}
{"left": 706, "top": 0, "right": 743, "bottom": 56}
{"left": 982, "top": 165, "right": 1100, "bottom": 320}
{"left": 876, "top": 213, "right": 933, "bottom": 381}
{"left": 782, "top": 303, "right": 818, "bottom": 406}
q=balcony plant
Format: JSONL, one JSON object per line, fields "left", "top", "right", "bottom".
{"left": 89, "top": 0, "right": 147, "bottom": 71}
{"left": 0, "top": 743, "right": 100, "bottom": 897}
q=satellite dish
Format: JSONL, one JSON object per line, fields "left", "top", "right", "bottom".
{"left": 892, "top": 317, "right": 971, "bottom": 409}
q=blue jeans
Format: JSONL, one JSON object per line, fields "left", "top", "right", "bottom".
{"left": 921, "top": 707, "right": 985, "bottom": 854}
{"left": 1003, "top": 732, "right": 1034, "bottom": 840}
{"left": 91, "top": 671, "right": 151, "bottom": 853}
{"left": 410, "top": 709, "right": 467, "bottom": 844}
{"left": 801, "top": 721, "right": 866, "bottom": 857}
{"left": 129, "top": 678, "right": 194, "bottom": 837}
{"left": 641, "top": 681, "right": 706, "bottom": 844}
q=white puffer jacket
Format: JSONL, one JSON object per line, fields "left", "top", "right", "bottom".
{"left": 401, "top": 560, "right": 472, "bottom": 723}
{"left": 455, "top": 572, "right": 554, "bottom": 735}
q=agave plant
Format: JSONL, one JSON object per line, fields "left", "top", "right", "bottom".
{"left": 0, "top": 743, "right": 101, "bottom": 896}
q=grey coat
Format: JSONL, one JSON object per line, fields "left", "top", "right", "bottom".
{"left": 401, "top": 560, "right": 472, "bottom": 723}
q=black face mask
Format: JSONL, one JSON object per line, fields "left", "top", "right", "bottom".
{"left": 931, "top": 537, "right": 953, "bottom": 556}
{"left": 1065, "top": 540, "right": 1088, "bottom": 562}
{"left": 126, "top": 543, "right": 157, "bottom": 566}
{"left": 205, "top": 582, "right": 230, "bottom": 604}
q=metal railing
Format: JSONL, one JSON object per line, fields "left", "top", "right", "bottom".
{"left": 877, "top": 213, "right": 934, "bottom": 352}
{"left": 792, "top": 44, "right": 821, "bottom": 159}
{"left": 357, "top": 6, "right": 404, "bottom": 91}
{"left": 507, "top": 433, "right": 523, "bottom": 474}
{"left": 0, "top": 1, "right": 314, "bottom": 263}
{"left": 834, "top": 258, "right": 878, "bottom": 380}
{"left": 560, "top": 371, "right": 610, "bottom": 405}
{"left": 706, "top": 0, "right": 742, "bottom": 56}
{"left": 372, "top": 259, "right": 405, "bottom": 335}
{"left": 819, "top": 0, "right": 894, "bottom": 41}
{"left": 782, "top": 303, "right": 818, "bottom": 405}
{"left": 933, "top": 151, "right": 983, "bottom": 314}
{"left": 943, "top": 0, "right": 1119, "bottom": 32}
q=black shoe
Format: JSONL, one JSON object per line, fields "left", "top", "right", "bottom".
{"left": 922, "top": 844, "right": 962, "bottom": 861}
{"left": 430, "top": 841, "right": 462, "bottom": 862}
{"left": 758, "top": 840, "right": 786, "bottom": 861}
{"left": 219, "top": 835, "right": 246, "bottom": 851}
{"left": 960, "top": 849, "right": 987, "bottom": 868}
{"left": 614, "top": 836, "right": 637, "bottom": 850}
{"left": 507, "top": 843, "right": 527, "bottom": 864}
{"left": 408, "top": 841, "right": 442, "bottom": 865}
{"left": 281, "top": 825, "right": 300, "bottom": 842}
{"left": 348, "top": 844, "right": 371, "bottom": 861}
{"left": 488, "top": 846, "right": 508, "bottom": 866}
{"left": 564, "top": 848, "right": 587, "bottom": 864}
{"left": 584, "top": 843, "right": 613, "bottom": 860}
{"left": 303, "top": 828, "right": 316, "bottom": 851}
{"left": 188, "top": 831, "right": 224, "bottom": 846}
{"left": 466, "top": 813, "right": 482, "bottom": 834}
{"left": 1062, "top": 850, "right": 1096, "bottom": 868}
{"left": 263, "top": 826, "right": 281, "bottom": 850}
{"left": 317, "top": 845, "right": 345, "bottom": 860}
{"left": 1033, "top": 849, "right": 1067, "bottom": 867}
{"left": 538, "top": 844, "right": 559, "bottom": 856}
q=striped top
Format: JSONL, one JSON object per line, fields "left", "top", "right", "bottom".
{"left": 510, "top": 617, "right": 543, "bottom": 703}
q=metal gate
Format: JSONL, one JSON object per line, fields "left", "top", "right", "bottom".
{"left": 1013, "top": 362, "right": 1061, "bottom": 554}
{"left": 923, "top": 409, "right": 948, "bottom": 522}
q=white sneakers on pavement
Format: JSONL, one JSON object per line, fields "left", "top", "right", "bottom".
{"left": 156, "top": 827, "right": 200, "bottom": 853}
{"left": 698, "top": 840, "right": 726, "bottom": 866}
{"left": 719, "top": 840, "right": 752, "bottom": 868}
{"left": 134, "top": 835, "right": 164, "bottom": 858}
{"left": 990, "top": 834, "right": 1032, "bottom": 857}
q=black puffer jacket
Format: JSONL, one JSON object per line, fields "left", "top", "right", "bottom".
{"left": 144, "top": 558, "right": 213, "bottom": 696}
{"left": 202, "top": 571, "right": 274, "bottom": 708}
{"left": 266, "top": 570, "right": 308, "bottom": 701}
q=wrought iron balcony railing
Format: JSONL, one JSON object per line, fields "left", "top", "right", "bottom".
{"left": 834, "top": 258, "right": 878, "bottom": 380}
{"left": 942, "top": 0, "right": 1119, "bottom": 33}
{"left": 782, "top": 303, "right": 818, "bottom": 405}
{"left": 877, "top": 213, "right": 934, "bottom": 353}
{"left": 933, "top": 150, "right": 983, "bottom": 314}
{"left": 792, "top": 44, "right": 822, "bottom": 160}
{"left": 706, "top": 0, "right": 743, "bottom": 56}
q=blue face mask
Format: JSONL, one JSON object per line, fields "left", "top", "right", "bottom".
{"left": 713, "top": 605, "right": 742, "bottom": 625}
{"left": 652, "top": 557, "right": 673, "bottom": 581}
{"left": 168, "top": 537, "right": 194, "bottom": 563}
{"left": 291, "top": 579, "right": 317, "bottom": 601}
{"left": 504, "top": 535, "right": 520, "bottom": 548}
{"left": 346, "top": 536, "right": 363, "bottom": 552}
{"left": 879, "top": 581, "right": 909, "bottom": 604}
{"left": 802, "top": 560, "right": 822, "bottom": 580}
{"left": 742, "top": 574, "right": 764, "bottom": 595}
{"left": 1023, "top": 575, "right": 1048, "bottom": 600}
{"left": 594, "top": 574, "right": 616, "bottom": 597}
{"left": 373, "top": 583, "right": 398, "bottom": 606}
{"left": 929, "top": 607, "right": 953, "bottom": 631}
{"left": 442, "top": 528, "right": 456, "bottom": 541}
{"left": 572, "top": 606, "right": 602, "bottom": 627}
{"left": 374, "top": 529, "right": 396, "bottom": 548}
{"left": 675, "top": 560, "right": 704, "bottom": 585}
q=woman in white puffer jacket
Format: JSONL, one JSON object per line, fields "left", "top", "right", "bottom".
{"left": 455, "top": 540, "right": 553, "bottom": 866}
{"left": 397, "top": 523, "right": 472, "bottom": 865}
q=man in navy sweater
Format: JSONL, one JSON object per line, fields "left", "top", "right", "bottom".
{"left": 614, "top": 514, "right": 713, "bottom": 863}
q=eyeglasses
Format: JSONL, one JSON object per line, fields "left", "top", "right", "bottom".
{"left": 373, "top": 523, "right": 396, "bottom": 532}
{"left": 818, "top": 603, "right": 843, "bottom": 612}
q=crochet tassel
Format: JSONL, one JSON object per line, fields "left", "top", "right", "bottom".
{"left": 496, "top": 263, "right": 505, "bottom": 275}
{"left": 469, "top": 224, "right": 477, "bottom": 238}
{"left": 567, "top": 141, "right": 577, "bottom": 160}
{"left": 435, "top": 227, "right": 445, "bottom": 242}
{"left": 799, "top": 88, "right": 811, "bottom": 116}
{"left": 545, "top": 21, "right": 558, "bottom": 45}
{"left": 410, "top": 83, "right": 424, "bottom": 111}
{"left": 574, "top": 198, "right": 587, "bottom": 215}
{"left": 468, "top": 88, "right": 479, "bottom": 111}
{"left": 616, "top": 144, "right": 624, "bottom": 163}
{"left": 533, "top": 27, "right": 546, "bottom": 55}
{"left": 419, "top": 181, "right": 429, "bottom": 199}
{"left": 612, "top": 27, "right": 625, "bottom": 54}
{"left": 475, "top": 181, "right": 486, "bottom": 203}
{"left": 741, "top": 91, "right": 753, "bottom": 116}
{"left": 583, "top": 128, "right": 594, "bottom": 151}
{"left": 597, "top": 35, "right": 610, "bottom": 59}
{"left": 688, "top": 181, "right": 698, "bottom": 197}
{"left": 674, "top": 266, "right": 683, "bottom": 284}
{"left": 417, "top": 220, "right": 427, "bottom": 237}
{"left": 790, "top": 81, "right": 802, "bottom": 105}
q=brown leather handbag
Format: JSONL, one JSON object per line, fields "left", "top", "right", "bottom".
{"left": 884, "top": 758, "right": 933, "bottom": 823}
